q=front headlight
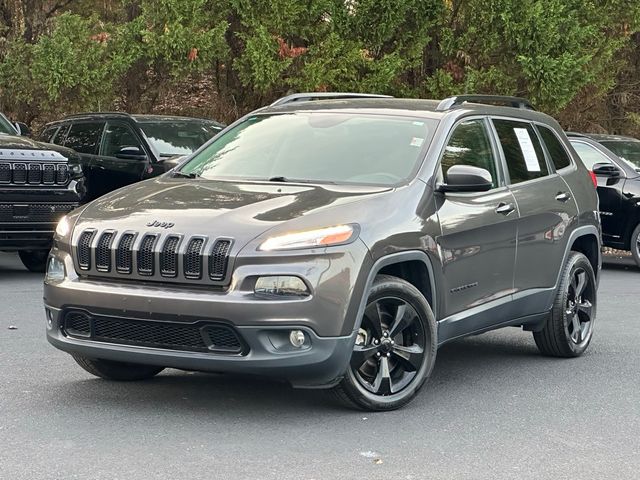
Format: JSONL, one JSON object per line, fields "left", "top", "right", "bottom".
{"left": 69, "top": 163, "right": 83, "bottom": 177}
{"left": 258, "top": 224, "right": 358, "bottom": 251}
{"left": 55, "top": 216, "right": 70, "bottom": 237}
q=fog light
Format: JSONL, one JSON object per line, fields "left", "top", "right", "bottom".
{"left": 254, "top": 276, "right": 309, "bottom": 297}
{"left": 289, "top": 330, "right": 306, "bottom": 348}
{"left": 45, "top": 256, "right": 65, "bottom": 283}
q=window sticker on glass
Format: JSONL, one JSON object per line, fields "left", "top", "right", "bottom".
{"left": 513, "top": 128, "right": 541, "bottom": 172}
{"left": 410, "top": 137, "right": 424, "bottom": 147}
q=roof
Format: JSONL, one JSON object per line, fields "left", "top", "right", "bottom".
{"left": 45, "top": 112, "right": 224, "bottom": 127}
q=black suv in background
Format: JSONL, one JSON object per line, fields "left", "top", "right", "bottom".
{"left": 40, "top": 113, "right": 224, "bottom": 200}
{"left": 568, "top": 133, "right": 640, "bottom": 267}
{"left": 45, "top": 94, "right": 601, "bottom": 410}
{"left": 0, "top": 113, "right": 85, "bottom": 272}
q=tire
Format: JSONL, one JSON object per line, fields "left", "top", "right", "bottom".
{"left": 533, "top": 252, "right": 597, "bottom": 357}
{"left": 333, "top": 274, "right": 437, "bottom": 411}
{"left": 18, "top": 250, "right": 49, "bottom": 273}
{"left": 631, "top": 224, "right": 640, "bottom": 269}
{"left": 71, "top": 354, "right": 164, "bottom": 381}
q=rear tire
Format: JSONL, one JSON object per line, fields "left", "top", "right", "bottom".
{"left": 333, "top": 274, "right": 437, "bottom": 411}
{"left": 533, "top": 252, "right": 596, "bottom": 357}
{"left": 72, "top": 354, "right": 164, "bottom": 381}
{"left": 18, "top": 250, "right": 49, "bottom": 273}
{"left": 631, "top": 224, "right": 640, "bottom": 268}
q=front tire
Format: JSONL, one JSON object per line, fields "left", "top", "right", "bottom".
{"left": 631, "top": 224, "right": 640, "bottom": 268}
{"left": 18, "top": 250, "right": 49, "bottom": 273}
{"left": 72, "top": 354, "right": 164, "bottom": 381}
{"left": 333, "top": 275, "right": 437, "bottom": 411}
{"left": 533, "top": 252, "right": 597, "bottom": 357}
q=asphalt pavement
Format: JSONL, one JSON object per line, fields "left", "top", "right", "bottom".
{"left": 1, "top": 252, "right": 638, "bottom": 480}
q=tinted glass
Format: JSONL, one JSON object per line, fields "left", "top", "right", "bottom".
{"left": 570, "top": 141, "right": 612, "bottom": 170}
{"left": 441, "top": 119, "right": 497, "bottom": 187}
{"left": 0, "top": 114, "right": 16, "bottom": 135}
{"left": 64, "top": 122, "right": 104, "bottom": 154}
{"left": 39, "top": 126, "right": 58, "bottom": 143}
{"left": 493, "top": 119, "right": 549, "bottom": 184}
{"left": 102, "top": 123, "right": 143, "bottom": 157}
{"left": 538, "top": 126, "right": 571, "bottom": 170}
{"left": 181, "top": 113, "right": 437, "bottom": 186}
{"left": 599, "top": 140, "right": 640, "bottom": 169}
{"left": 139, "top": 121, "right": 223, "bottom": 157}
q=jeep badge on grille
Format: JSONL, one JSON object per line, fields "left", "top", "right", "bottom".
{"left": 146, "top": 220, "right": 174, "bottom": 229}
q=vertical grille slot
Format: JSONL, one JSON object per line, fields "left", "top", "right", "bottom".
{"left": 209, "top": 240, "right": 231, "bottom": 280}
{"left": 116, "top": 233, "right": 135, "bottom": 274}
{"left": 43, "top": 164, "right": 55, "bottom": 184}
{"left": 56, "top": 164, "right": 68, "bottom": 184}
{"left": 0, "top": 163, "right": 10, "bottom": 183}
{"left": 160, "top": 236, "right": 180, "bottom": 278}
{"left": 77, "top": 230, "right": 96, "bottom": 270}
{"left": 95, "top": 232, "right": 115, "bottom": 272}
{"left": 184, "top": 238, "right": 204, "bottom": 279}
{"left": 13, "top": 163, "right": 27, "bottom": 183}
{"left": 28, "top": 164, "right": 42, "bottom": 184}
{"left": 137, "top": 235, "right": 157, "bottom": 276}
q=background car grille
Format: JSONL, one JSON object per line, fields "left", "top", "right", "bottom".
{"left": 75, "top": 229, "right": 233, "bottom": 284}
{"left": 0, "top": 203, "right": 76, "bottom": 223}
{"left": 0, "top": 161, "right": 69, "bottom": 185}
{"left": 62, "top": 310, "right": 245, "bottom": 354}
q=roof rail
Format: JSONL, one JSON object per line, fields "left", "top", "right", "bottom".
{"left": 270, "top": 92, "right": 392, "bottom": 107}
{"left": 436, "top": 95, "right": 535, "bottom": 111}
{"left": 565, "top": 132, "right": 588, "bottom": 138}
{"left": 64, "top": 112, "right": 134, "bottom": 119}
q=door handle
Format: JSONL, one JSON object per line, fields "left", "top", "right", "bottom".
{"left": 495, "top": 202, "right": 515, "bottom": 215}
{"left": 555, "top": 192, "right": 571, "bottom": 203}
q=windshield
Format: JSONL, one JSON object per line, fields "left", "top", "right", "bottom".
{"left": 139, "top": 120, "right": 223, "bottom": 157}
{"left": 179, "top": 113, "right": 437, "bottom": 186}
{"left": 599, "top": 140, "right": 640, "bottom": 170}
{"left": 0, "top": 114, "right": 16, "bottom": 135}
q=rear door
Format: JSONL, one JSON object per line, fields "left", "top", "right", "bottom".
{"left": 435, "top": 118, "right": 518, "bottom": 328}
{"left": 570, "top": 139, "right": 626, "bottom": 243}
{"left": 492, "top": 118, "right": 579, "bottom": 298}
{"left": 94, "top": 121, "right": 149, "bottom": 195}
{"left": 62, "top": 121, "right": 105, "bottom": 199}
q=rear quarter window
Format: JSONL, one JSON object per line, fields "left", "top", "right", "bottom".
{"left": 493, "top": 119, "right": 549, "bottom": 184}
{"left": 538, "top": 126, "right": 572, "bottom": 170}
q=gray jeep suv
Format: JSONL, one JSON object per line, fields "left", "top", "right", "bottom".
{"left": 44, "top": 94, "right": 601, "bottom": 410}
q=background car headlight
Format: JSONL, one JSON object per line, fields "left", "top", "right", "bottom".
{"left": 45, "top": 256, "right": 65, "bottom": 283}
{"left": 55, "top": 216, "right": 70, "bottom": 237}
{"left": 258, "top": 224, "right": 357, "bottom": 251}
{"left": 69, "top": 164, "right": 83, "bottom": 177}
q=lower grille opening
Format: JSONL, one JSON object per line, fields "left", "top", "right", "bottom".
{"left": 62, "top": 311, "right": 245, "bottom": 354}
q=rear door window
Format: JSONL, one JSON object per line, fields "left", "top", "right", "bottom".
{"left": 493, "top": 119, "right": 549, "bottom": 184}
{"left": 538, "top": 126, "right": 572, "bottom": 170}
{"left": 63, "top": 122, "right": 105, "bottom": 154}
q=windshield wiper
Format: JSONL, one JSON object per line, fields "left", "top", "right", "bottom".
{"left": 171, "top": 170, "right": 199, "bottom": 179}
{"left": 268, "top": 176, "right": 290, "bottom": 182}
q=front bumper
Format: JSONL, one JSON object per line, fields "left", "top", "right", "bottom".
{"left": 44, "top": 240, "right": 372, "bottom": 388}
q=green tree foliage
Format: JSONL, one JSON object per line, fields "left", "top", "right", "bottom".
{"left": 0, "top": 0, "right": 639, "bottom": 131}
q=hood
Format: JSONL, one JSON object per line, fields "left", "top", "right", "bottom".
{"left": 0, "top": 133, "right": 80, "bottom": 163}
{"left": 74, "top": 176, "right": 391, "bottom": 248}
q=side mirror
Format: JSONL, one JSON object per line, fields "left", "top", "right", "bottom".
{"left": 114, "top": 146, "right": 147, "bottom": 161}
{"left": 14, "top": 121, "right": 31, "bottom": 137}
{"left": 592, "top": 162, "right": 620, "bottom": 177}
{"left": 437, "top": 165, "right": 493, "bottom": 193}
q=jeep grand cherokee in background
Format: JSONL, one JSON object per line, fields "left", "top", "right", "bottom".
{"left": 568, "top": 133, "right": 640, "bottom": 267}
{"left": 0, "top": 113, "right": 85, "bottom": 272}
{"left": 44, "top": 94, "right": 601, "bottom": 410}
{"left": 40, "top": 113, "right": 224, "bottom": 201}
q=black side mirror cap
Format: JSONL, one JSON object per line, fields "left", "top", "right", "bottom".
{"left": 592, "top": 162, "right": 620, "bottom": 177}
{"left": 437, "top": 165, "right": 494, "bottom": 193}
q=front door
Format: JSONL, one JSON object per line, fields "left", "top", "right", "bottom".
{"left": 435, "top": 118, "right": 518, "bottom": 333}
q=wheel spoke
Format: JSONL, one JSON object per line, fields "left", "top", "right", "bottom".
{"left": 577, "top": 300, "right": 593, "bottom": 322}
{"left": 350, "top": 344, "right": 378, "bottom": 369}
{"left": 372, "top": 356, "right": 392, "bottom": 395}
{"left": 364, "top": 302, "right": 385, "bottom": 339}
{"left": 392, "top": 344, "right": 424, "bottom": 372}
{"left": 389, "top": 303, "right": 415, "bottom": 337}
{"left": 571, "top": 315, "right": 582, "bottom": 343}
{"left": 574, "top": 271, "right": 587, "bottom": 298}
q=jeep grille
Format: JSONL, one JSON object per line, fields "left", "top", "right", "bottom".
{"left": 0, "top": 149, "right": 70, "bottom": 186}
